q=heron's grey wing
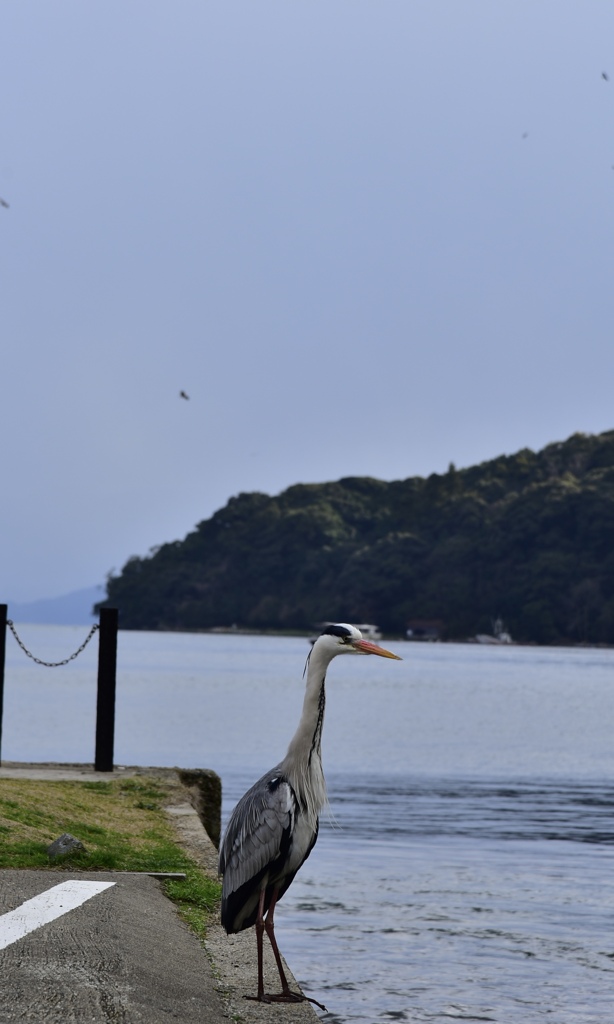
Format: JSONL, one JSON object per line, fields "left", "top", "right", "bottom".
{"left": 219, "top": 771, "right": 295, "bottom": 895}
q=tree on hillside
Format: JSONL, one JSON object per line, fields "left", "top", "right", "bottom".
{"left": 98, "top": 430, "right": 614, "bottom": 644}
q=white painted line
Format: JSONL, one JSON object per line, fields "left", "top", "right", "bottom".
{"left": 0, "top": 880, "right": 115, "bottom": 951}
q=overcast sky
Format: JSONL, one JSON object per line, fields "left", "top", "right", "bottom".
{"left": 2, "top": 2, "right": 614, "bottom": 602}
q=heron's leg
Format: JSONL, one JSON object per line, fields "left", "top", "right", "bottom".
{"left": 263, "top": 887, "right": 291, "bottom": 992}
{"left": 254, "top": 888, "right": 267, "bottom": 1001}
{"left": 262, "top": 888, "right": 327, "bottom": 1013}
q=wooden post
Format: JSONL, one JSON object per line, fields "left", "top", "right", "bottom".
{"left": 0, "top": 605, "right": 6, "bottom": 765}
{"left": 95, "top": 607, "right": 118, "bottom": 772}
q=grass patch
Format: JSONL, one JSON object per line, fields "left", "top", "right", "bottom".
{"left": 162, "top": 870, "right": 222, "bottom": 937}
{"left": 0, "top": 776, "right": 178, "bottom": 870}
{"left": 0, "top": 775, "right": 222, "bottom": 934}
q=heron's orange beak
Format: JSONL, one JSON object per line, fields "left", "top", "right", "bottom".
{"left": 351, "top": 638, "right": 402, "bottom": 659}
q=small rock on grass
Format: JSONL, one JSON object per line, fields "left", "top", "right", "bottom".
{"left": 47, "top": 833, "right": 86, "bottom": 859}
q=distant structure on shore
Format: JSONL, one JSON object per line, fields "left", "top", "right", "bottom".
{"left": 406, "top": 620, "right": 443, "bottom": 642}
{"left": 474, "top": 618, "right": 513, "bottom": 645}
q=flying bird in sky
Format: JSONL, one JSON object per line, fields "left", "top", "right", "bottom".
{"left": 0, "top": 198, "right": 9, "bottom": 208}
{"left": 218, "top": 622, "right": 402, "bottom": 1008}
{"left": 179, "top": 390, "right": 189, "bottom": 400}
{"left": 602, "top": 71, "right": 609, "bottom": 80}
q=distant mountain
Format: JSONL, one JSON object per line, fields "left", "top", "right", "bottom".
{"left": 99, "top": 430, "right": 614, "bottom": 645}
{"left": 8, "top": 586, "right": 103, "bottom": 625}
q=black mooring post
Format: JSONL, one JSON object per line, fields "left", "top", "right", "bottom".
{"left": 0, "top": 604, "right": 7, "bottom": 765}
{"left": 95, "top": 607, "right": 118, "bottom": 772}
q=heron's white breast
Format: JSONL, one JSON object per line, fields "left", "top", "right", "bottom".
{"left": 285, "top": 810, "right": 318, "bottom": 876}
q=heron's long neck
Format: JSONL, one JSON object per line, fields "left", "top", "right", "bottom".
{"left": 280, "top": 647, "right": 332, "bottom": 828}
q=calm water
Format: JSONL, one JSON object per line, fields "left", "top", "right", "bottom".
{"left": 3, "top": 626, "right": 614, "bottom": 1022}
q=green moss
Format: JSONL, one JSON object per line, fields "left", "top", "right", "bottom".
{"left": 163, "top": 870, "right": 222, "bottom": 937}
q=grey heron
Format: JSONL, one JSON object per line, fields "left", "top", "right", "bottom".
{"left": 218, "top": 622, "right": 402, "bottom": 1009}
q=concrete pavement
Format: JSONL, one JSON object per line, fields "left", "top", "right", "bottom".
{"left": 0, "top": 869, "right": 227, "bottom": 1024}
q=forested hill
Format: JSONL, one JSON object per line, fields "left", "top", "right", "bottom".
{"left": 100, "top": 430, "right": 614, "bottom": 644}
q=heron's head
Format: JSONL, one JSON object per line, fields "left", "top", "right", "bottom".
{"left": 316, "top": 623, "right": 402, "bottom": 660}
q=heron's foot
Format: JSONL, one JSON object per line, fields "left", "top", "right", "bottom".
{"left": 246, "top": 990, "right": 327, "bottom": 1012}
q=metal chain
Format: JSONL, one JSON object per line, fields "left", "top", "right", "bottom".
{"left": 6, "top": 620, "right": 99, "bottom": 667}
